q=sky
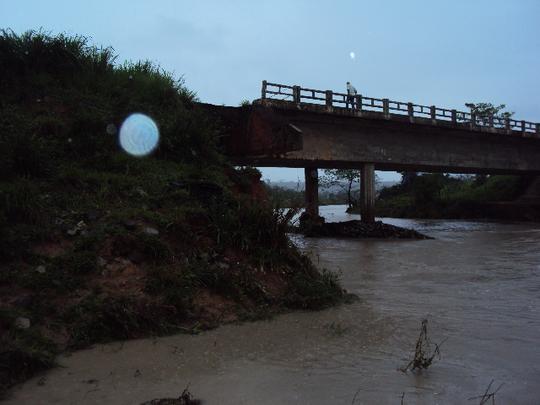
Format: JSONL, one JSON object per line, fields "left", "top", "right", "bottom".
{"left": 3, "top": 0, "right": 539, "bottom": 182}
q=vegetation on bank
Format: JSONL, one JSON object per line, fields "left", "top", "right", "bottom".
{"left": 0, "top": 30, "right": 345, "bottom": 396}
{"left": 374, "top": 173, "right": 533, "bottom": 219}
{"left": 266, "top": 172, "right": 534, "bottom": 221}
{"left": 265, "top": 183, "right": 354, "bottom": 208}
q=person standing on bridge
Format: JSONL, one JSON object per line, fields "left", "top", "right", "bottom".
{"left": 346, "top": 81, "right": 357, "bottom": 110}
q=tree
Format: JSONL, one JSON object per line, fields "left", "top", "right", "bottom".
{"left": 400, "top": 171, "right": 418, "bottom": 190}
{"left": 473, "top": 174, "right": 488, "bottom": 186}
{"left": 321, "top": 169, "right": 359, "bottom": 209}
{"left": 464, "top": 102, "right": 514, "bottom": 125}
{"left": 412, "top": 173, "right": 447, "bottom": 208}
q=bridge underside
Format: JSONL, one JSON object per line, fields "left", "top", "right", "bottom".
{"left": 230, "top": 157, "right": 540, "bottom": 175}
{"left": 200, "top": 102, "right": 540, "bottom": 221}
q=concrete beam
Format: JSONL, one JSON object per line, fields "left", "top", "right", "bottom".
{"left": 202, "top": 103, "right": 540, "bottom": 175}
{"left": 304, "top": 167, "right": 319, "bottom": 217}
{"left": 360, "top": 163, "right": 375, "bottom": 223}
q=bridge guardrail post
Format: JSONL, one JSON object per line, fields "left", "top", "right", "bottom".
{"left": 356, "top": 95, "right": 362, "bottom": 115}
{"left": 430, "top": 106, "right": 436, "bottom": 125}
{"left": 451, "top": 109, "right": 457, "bottom": 126}
{"left": 505, "top": 118, "right": 511, "bottom": 134}
{"left": 470, "top": 113, "right": 476, "bottom": 130}
{"left": 536, "top": 123, "right": 540, "bottom": 136}
{"left": 522, "top": 120, "right": 526, "bottom": 134}
{"left": 488, "top": 113, "right": 494, "bottom": 129}
{"left": 383, "top": 99, "right": 390, "bottom": 119}
{"left": 293, "top": 85, "right": 301, "bottom": 104}
{"left": 261, "top": 80, "right": 267, "bottom": 100}
{"left": 407, "top": 103, "right": 414, "bottom": 123}
{"left": 325, "top": 90, "right": 333, "bottom": 111}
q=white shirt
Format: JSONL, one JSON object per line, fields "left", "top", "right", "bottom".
{"left": 347, "top": 83, "right": 357, "bottom": 95}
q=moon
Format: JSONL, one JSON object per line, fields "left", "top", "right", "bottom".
{"left": 349, "top": 51, "right": 356, "bottom": 60}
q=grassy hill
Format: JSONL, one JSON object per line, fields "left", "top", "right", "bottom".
{"left": 0, "top": 30, "right": 345, "bottom": 396}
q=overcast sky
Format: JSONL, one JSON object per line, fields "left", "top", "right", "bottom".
{"left": 3, "top": 0, "right": 539, "bottom": 182}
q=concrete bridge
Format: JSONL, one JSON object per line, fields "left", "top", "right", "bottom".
{"left": 200, "top": 81, "right": 540, "bottom": 222}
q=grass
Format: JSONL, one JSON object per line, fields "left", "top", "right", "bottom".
{"left": 64, "top": 294, "right": 182, "bottom": 349}
{"left": 0, "top": 309, "right": 57, "bottom": 398}
{"left": 286, "top": 268, "right": 343, "bottom": 310}
{"left": 0, "top": 29, "right": 346, "bottom": 396}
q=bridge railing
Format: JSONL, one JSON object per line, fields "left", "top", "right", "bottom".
{"left": 260, "top": 81, "right": 540, "bottom": 135}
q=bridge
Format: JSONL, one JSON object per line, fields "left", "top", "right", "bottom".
{"left": 200, "top": 81, "right": 540, "bottom": 223}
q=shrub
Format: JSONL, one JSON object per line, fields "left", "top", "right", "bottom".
{"left": 286, "top": 268, "right": 343, "bottom": 310}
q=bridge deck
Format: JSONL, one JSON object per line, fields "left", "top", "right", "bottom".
{"left": 197, "top": 81, "right": 540, "bottom": 175}
{"left": 260, "top": 81, "right": 539, "bottom": 138}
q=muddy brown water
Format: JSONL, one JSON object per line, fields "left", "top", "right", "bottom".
{"left": 5, "top": 205, "right": 540, "bottom": 404}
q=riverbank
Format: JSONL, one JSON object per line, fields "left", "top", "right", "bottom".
{"left": 5, "top": 214, "right": 540, "bottom": 404}
{"left": 0, "top": 31, "right": 345, "bottom": 397}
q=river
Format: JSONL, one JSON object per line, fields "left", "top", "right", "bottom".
{"left": 6, "top": 205, "right": 540, "bottom": 404}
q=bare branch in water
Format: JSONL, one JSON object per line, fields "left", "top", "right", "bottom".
{"left": 468, "top": 380, "right": 504, "bottom": 405}
{"left": 400, "top": 319, "right": 447, "bottom": 372}
{"left": 351, "top": 387, "right": 361, "bottom": 404}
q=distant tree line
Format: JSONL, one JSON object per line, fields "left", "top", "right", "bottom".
{"left": 376, "top": 172, "right": 532, "bottom": 219}
{"left": 264, "top": 183, "right": 355, "bottom": 208}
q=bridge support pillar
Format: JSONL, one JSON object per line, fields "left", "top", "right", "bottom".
{"left": 360, "top": 163, "right": 375, "bottom": 223}
{"left": 304, "top": 167, "right": 319, "bottom": 217}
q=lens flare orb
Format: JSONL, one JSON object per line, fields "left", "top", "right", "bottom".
{"left": 119, "top": 113, "right": 159, "bottom": 156}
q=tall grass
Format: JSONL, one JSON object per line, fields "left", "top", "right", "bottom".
{"left": 0, "top": 29, "right": 218, "bottom": 172}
